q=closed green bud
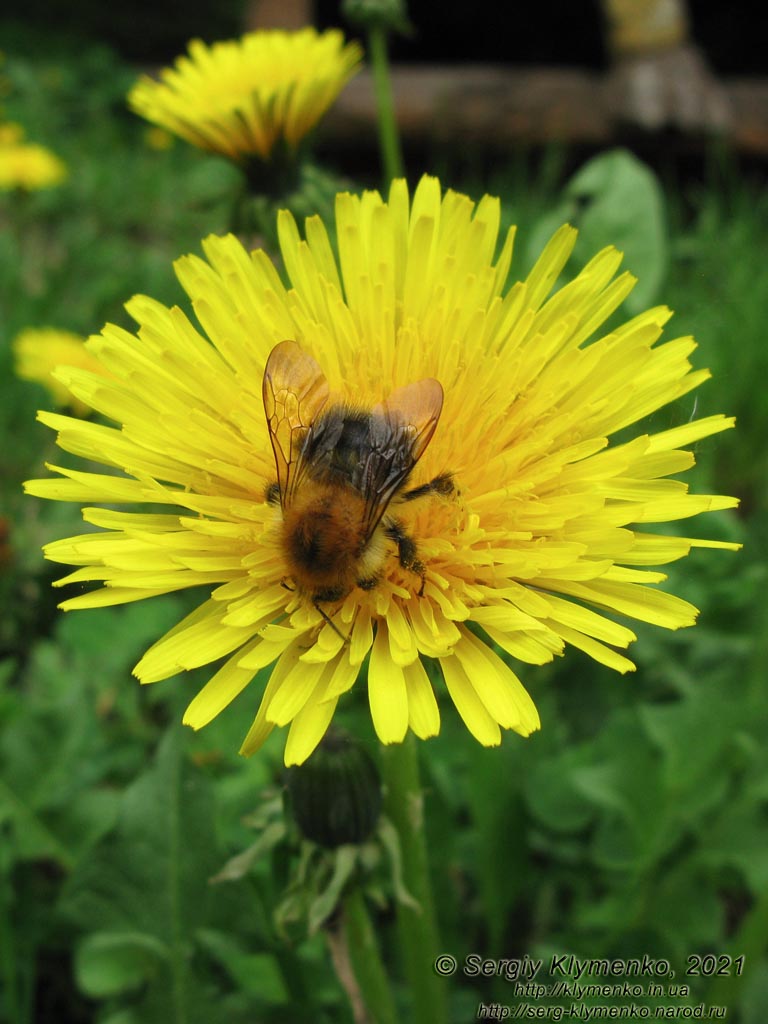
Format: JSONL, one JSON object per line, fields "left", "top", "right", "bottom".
{"left": 342, "top": 0, "right": 412, "bottom": 35}
{"left": 286, "top": 730, "right": 383, "bottom": 848}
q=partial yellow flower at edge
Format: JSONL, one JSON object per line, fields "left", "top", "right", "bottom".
{"left": 127, "top": 27, "right": 362, "bottom": 163}
{"left": 24, "top": 176, "right": 741, "bottom": 765}
{"left": 0, "top": 140, "right": 67, "bottom": 190}
{"left": 13, "top": 328, "right": 107, "bottom": 416}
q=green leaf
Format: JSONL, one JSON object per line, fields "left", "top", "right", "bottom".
{"left": 525, "top": 150, "right": 667, "bottom": 315}
{"left": 639, "top": 686, "right": 743, "bottom": 822}
{"left": 696, "top": 786, "right": 768, "bottom": 890}
{"left": 100, "top": 1011, "right": 145, "bottom": 1024}
{"left": 564, "top": 150, "right": 668, "bottom": 313}
{"left": 573, "top": 716, "right": 671, "bottom": 870}
{"left": 0, "top": 651, "right": 120, "bottom": 868}
{"left": 61, "top": 726, "right": 221, "bottom": 1023}
{"left": 195, "top": 929, "right": 288, "bottom": 1002}
{"left": 526, "top": 746, "right": 598, "bottom": 833}
{"left": 75, "top": 931, "right": 170, "bottom": 997}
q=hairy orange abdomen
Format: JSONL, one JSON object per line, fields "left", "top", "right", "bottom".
{"left": 280, "top": 483, "right": 384, "bottom": 597}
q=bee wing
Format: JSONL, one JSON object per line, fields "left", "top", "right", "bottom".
{"left": 362, "top": 378, "right": 444, "bottom": 537}
{"left": 262, "top": 341, "right": 330, "bottom": 506}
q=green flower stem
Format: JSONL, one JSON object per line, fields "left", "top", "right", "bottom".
{"left": 367, "top": 25, "right": 404, "bottom": 184}
{"left": 340, "top": 887, "right": 399, "bottom": 1024}
{"left": 380, "top": 736, "right": 447, "bottom": 1024}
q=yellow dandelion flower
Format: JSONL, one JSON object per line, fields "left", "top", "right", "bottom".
{"left": 0, "top": 139, "right": 67, "bottom": 191}
{"left": 127, "top": 28, "right": 362, "bottom": 163}
{"left": 25, "top": 176, "right": 739, "bottom": 765}
{"left": 13, "top": 328, "right": 108, "bottom": 417}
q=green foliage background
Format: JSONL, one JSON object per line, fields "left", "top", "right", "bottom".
{"left": 1, "top": 21, "right": 766, "bottom": 1024}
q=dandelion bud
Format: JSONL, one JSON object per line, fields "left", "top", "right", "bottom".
{"left": 286, "top": 730, "right": 382, "bottom": 848}
{"left": 342, "top": 0, "right": 412, "bottom": 34}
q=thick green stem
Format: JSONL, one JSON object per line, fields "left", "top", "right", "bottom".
{"left": 341, "top": 887, "right": 399, "bottom": 1024}
{"left": 380, "top": 736, "right": 447, "bottom": 1024}
{"left": 367, "top": 25, "right": 404, "bottom": 184}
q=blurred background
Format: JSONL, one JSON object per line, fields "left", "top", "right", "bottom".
{"left": 1, "top": 2, "right": 766, "bottom": 1023}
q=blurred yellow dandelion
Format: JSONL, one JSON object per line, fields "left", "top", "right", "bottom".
{"left": 0, "top": 132, "right": 67, "bottom": 191}
{"left": 128, "top": 28, "right": 362, "bottom": 163}
{"left": 13, "top": 328, "right": 109, "bottom": 416}
{"left": 25, "top": 176, "right": 739, "bottom": 765}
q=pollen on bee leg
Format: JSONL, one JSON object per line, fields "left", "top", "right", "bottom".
{"left": 401, "top": 472, "right": 456, "bottom": 502}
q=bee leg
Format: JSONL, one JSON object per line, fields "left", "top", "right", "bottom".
{"left": 401, "top": 472, "right": 455, "bottom": 503}
{"left": 265, "top": 482, "right": 281, "bottom": 505}
{"left": 312, "top": 601, "right": 349, "bottom": 643}
{"left": 385, "top": 520, "right": 427, "bottom": 595}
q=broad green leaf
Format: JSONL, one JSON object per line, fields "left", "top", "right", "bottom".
{"left": 525, "top": 150, "right": 667, "bottom": 315}
{"left": 62, "top": 727, "right": 221, "bottom": 1023}
{"left": 639, "top": 686, "right": 743, "bottom": 822}
{"left": 75, "top": 931, "right": 170, "bottom": 997}
{"left": 526, "top": 746, "right": 597, "bottom": 833}
{"left": 195, "top": 929, "right": 288, "bottom": 1002}
{"left": 565, "top": 150, "right": 668, "bottom": 313}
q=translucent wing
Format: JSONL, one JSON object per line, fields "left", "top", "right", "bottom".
{"left": 360, "top": 378, "right": 444, "bottom": 539}
{"left": 262, "top": 341, "right": 330, "bottom": 507}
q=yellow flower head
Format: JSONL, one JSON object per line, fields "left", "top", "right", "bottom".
{"left": 25, "top": 176, "right": 739, "bottom": 765}
{"left": 127, "top": 28, "right": 362, "bottom": 163}
{"left": 13, "top": 327, "right": 107, "bottom": 416}
{"left": 0, "top": 137, "right": 67, "bottom": 191}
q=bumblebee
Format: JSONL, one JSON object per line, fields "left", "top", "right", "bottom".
{"left": 262, "top": 341, "right": 453, "bottom": 618}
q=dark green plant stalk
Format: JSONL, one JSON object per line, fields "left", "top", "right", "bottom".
{"left": 343, "top": 887, "right": 399, "bottom": 1024}
{"left": 380, "top": 737, "right": 447, "bottom": 1024}
{"left": 367, "top": 25, "right": 404, "bottom": 183}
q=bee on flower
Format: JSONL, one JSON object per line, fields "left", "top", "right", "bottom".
{"left": 25, "top": 176, "right": 739, "bottom": 765}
